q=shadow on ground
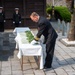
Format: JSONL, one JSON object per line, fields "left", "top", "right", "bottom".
{"left": 52, "top": 55, "right": 75, "bottom": 69}
{"left": 0, "top": 32, "right": 16, "bottom": 61}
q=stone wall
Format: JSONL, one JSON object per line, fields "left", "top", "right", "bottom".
{"left": 47, "top": 0, "right": 67, "bottom": 6}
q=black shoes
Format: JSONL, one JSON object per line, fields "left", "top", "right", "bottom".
{"left": 44, "top": 65, "right": 51, "bottom": 69}
{"left": 44, "top": 62, "right": 52, "bottom": 69}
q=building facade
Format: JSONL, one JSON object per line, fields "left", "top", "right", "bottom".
{"left": 0, "top": 0, "right": 46, "bottom": 29}
{"left": 47, "top": 0, "right": 66, "bottom": 6}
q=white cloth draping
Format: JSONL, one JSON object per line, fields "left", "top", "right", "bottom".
{"left": 14, "top": 28, "right": 43, "bottom": 69}
{"left": 13, "top": 27, "right": 30, "bottom": 49}
{"left": 13, "top": 27, "right": 30, "bottom": 34}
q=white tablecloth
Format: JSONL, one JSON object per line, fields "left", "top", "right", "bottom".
{"left": 15, "top": 30, "right": 43, "bottom": 69}
{"left": 13, "top": 27, "right": 30, "bottom": 49}
{"left": 13, "top": 27, "right": 30, "bottom": 34}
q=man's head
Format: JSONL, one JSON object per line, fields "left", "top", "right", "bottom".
{"left": 0, "top": 7, "right": 3, "bottom": 13}
{"left": 30, "top": 12, "right": 40, "bottom": 22}
{"left": 15, "top": 8, "right": 19, "bottom": 14}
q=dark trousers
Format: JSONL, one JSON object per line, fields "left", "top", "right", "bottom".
{"left": 0, "top": 22, "right": 4, "bottom": 32}
{"left": 14, "top": 23, "right": 19, "bottom": 27}
{"left": 44, "top": 35, "right": 56, "bottom": 67}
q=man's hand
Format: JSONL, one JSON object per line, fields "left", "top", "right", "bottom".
{"left": 30, "top": 40, "right": 39, "bottom": 45}
{"left": 34, "top": 36, "right": 40, "bottom": 41}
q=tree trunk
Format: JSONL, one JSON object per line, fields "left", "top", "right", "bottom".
{"left": 68, "top": 9, "right": 75, "bottom": 41}
{"left": 66, "top": 0, "right": 75, "bottom": 41}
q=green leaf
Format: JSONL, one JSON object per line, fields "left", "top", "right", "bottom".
{"left": 25, "top": 31, "right": 34, "bottom": 43}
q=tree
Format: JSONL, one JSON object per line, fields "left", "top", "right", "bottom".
{"left": 66, "top": 0, "right": 75, "bottom": 41}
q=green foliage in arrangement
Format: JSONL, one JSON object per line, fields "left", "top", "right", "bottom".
{"left": 25, "top": 31, "right": 34, "bottom": 43}
{"left": 46, "top": 6, "right": 71, "bottom": 22}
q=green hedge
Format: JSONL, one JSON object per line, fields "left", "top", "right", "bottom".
{"left": 46, "top": 6, "right": 71, "bottom": 22}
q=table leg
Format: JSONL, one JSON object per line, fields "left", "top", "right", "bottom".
{"left": 40, "top": 55, "right": 43, "bottom": 69}
{"left": 38, "top": 56, "right": 40, "bottom": 69}
{"left": 21, "top": 55, "right": 23, "bottom": 71}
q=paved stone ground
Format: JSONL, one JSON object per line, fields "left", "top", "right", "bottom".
{"left": 0, "top": 29, "right": 75, "bottom": 75}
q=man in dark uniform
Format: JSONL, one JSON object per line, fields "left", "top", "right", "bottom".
{"left": 30, "top": 12, "right": 58, "bottom": 69}
{"left": 13, "top": 8, "right": 21, "bottom": 27}
{"left": 0, "top": 7, "right": 5, "bottom": 32}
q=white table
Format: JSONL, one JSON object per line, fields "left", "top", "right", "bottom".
{"left": 13, "top": 27, "right": 30, "bottom": 34}
{"left": 14, "top": 29, "right": 43, "bottom": 70}
{"left": 13, "top": 27, "right": 30, "bottom": 49}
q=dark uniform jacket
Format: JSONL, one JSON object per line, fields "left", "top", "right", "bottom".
{"left": 13, "top": 13, "right": 21, "bottom": 23}
{"left": 0, "top": 12, "right": 5, "bottom": 22}
{"left": 36, "top": 16, "right": 58, "bottom": 43}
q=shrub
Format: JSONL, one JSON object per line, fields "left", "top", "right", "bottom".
{"left": 46, "top": 6, "right": 71, "bottom": 22}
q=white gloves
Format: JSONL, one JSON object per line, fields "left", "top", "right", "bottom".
{"left": 30, "top": 40, "right": 40, "bottom": 45}
{"left": 4, "top": 20, "right": 6, "bottom": 22}
{"left": 13, "top": 21, "right": 21, "bottom": 23}
{"left": 13, "top": 21, "right": 15, "bottom": 24}
{"left": 19, "top": 21, "right": 21, "bottom": 23}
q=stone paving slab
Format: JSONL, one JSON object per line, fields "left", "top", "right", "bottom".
{"left": 33, "top": 70, "right": 45, "bottom": 75}
{"left": 0, "top": 30, "right": 75, "bottom": 75}
{"left": 54, "top": 68, "right": 68, "bottom": 75}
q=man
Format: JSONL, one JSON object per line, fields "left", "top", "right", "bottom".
{"left": 30, "top": 12, "right": 58, "bottom": 69}
{"left": 13, "top": 8, "right": 21, "bottom": 27}
{"left": 0, "top": 7, "right": 5, "bottom": 32}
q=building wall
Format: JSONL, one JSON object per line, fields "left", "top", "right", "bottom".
{"left": 47, "top": 0, "right": 67, "bottom": 6}
{"left": 25, "top": 0, "right": 46, "bottom": 28}
{"left": 0, "top": 0, "right": 46, "bottom": 29}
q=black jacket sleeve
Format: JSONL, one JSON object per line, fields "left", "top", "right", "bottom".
{"left": 19, "top": 14, "right": 21, "bottom": 22}
{"left": 36, "top": 23, "right": 46, "bottom": 38}
{"left": 3, "top": 12, "right": 5, "bottom": 20}
{"left": 13, "top": 13, "right": 15, "bottom": 22}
